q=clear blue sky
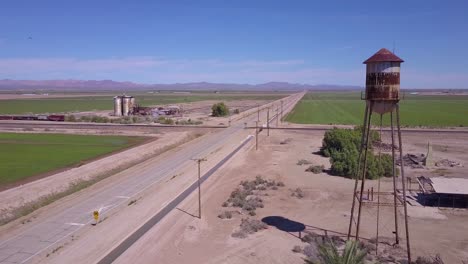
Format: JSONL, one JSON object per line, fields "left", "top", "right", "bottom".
{"left": 1, "top": 0, "right": 467, "bottom": 88}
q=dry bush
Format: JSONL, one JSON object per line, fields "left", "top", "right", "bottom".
{"left": 291, "top": 188, "right": 304, "bottom": 199}
{"left": 239, "top": 218, "right": 267, "bottom": 234}
{"left": 303, "top": 244, "right": 319, "bottom": 261}
{"left": 231, "top": 230, "right": 247, "bottom": 238}
{"left": 218, "top": 211, "right": 233, "bottom": 219}
{"left": 292, "top": 245, "right": 302, "bottom": 253}
{"left": 305, "top": 165, "right": 324, "bottom": 174}
{"left": 415, "top": 254, "right": 445, "bottom": 264}
{"left": 280, "top": 138, "right": 292, "bottom": 145}
{"left": 297, "top": 159, "right": 312, "bottom": 166}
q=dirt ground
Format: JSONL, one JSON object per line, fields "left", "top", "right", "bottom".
{"left": 114, "top": 129, "right": 468, "bottom": 264}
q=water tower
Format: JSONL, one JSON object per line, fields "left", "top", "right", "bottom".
{"left": 347, "top": 48, "right": 411, "bottom": 262}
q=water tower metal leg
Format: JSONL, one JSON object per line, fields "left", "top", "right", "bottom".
{"left": 396, "top": 104, "right": 412, "bottom": 263}
{"left": 355, "top": 101, "right": 374, "bottom": 240}
{"left": 390, "top": 110, "right": 400, "bottom": 245}
{"left": 347, "top": 103, "right": 370, "bottom": 239}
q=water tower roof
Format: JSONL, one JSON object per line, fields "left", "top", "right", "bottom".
{"left": 363, "top": 48, "right": 404, "bottom": 64}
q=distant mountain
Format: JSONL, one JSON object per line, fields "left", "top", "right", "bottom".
{"left": 0, "top": 79, "right": 362, "bottom": 91}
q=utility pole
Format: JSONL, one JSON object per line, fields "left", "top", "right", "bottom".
{"left": 276, "top": 106, "right": 279, "bottom": 127}
{"left": 257, "top": 104, "right": 260, "bottom": 122}
{"left": 255, "top": 121, "right": 259, "bottom": 150}
{"left": 267, "top": 107, "right": 270, "bottom": 136}
{"left": 281, "top": 100, "right": 284, "bottom": 123}
{"left": 191, "top": 158, "right": 207, "bottom": 218}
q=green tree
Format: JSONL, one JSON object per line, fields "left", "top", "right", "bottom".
{"left": 322, "top": 128, "right": 393, "bottom": 179}
{"left": 211, "top": 102, "right": 230, "bottom": 117}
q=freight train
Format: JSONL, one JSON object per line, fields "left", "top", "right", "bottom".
{"left": 0, "top": 115, "right": 65, "bottom": 122}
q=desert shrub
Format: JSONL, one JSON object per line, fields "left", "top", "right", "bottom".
{"left": 89, "top": 115, "right": 109, "bottom": 123}
{"left": 233, "top": 109, "right": 240, "bottom": 114}
{"left": 65, "top": 115, "right": 76, "bottom": 122}
{"left": 414, "top": 254, "right": 445, "bottom": 264}
{"left": 292, "top": 245, "right": 302, "bottom": 253}
{"left": 322, "top": 127, "right": 393, "bottom": 179}
{"left": 211, "top": 102, "right": 229, "bottom": 117}
{"left": 222, "top": 201, "right": 229, "bottom": 207}
{"left": 239, "top": 218, "right": 267, "bottom": 234}
{"left": 303, "top": 244, "right": 319, "bottom": 261}
{"left": 305, "top": 165, "right": 324, "bottom": 174}
{"left": 297, "top": 159, "right": 312, "bottom": 166}
{"left": 242, "top": 197, "right": 263, "bottom": 211}
{"left": 176, "top": 119, "right": 203, "bottom": 125}
{"left": 276, "top": 181, "right": 285, "bottom": 187}
{"left": 218, "top": 211, "right": 233, "bottom": 219}
{"left": 248, "top": 210, "right": 256, "bottom": 216}
{"left": 231, "top": 230, "right": 247, "bottom": 238}
{"left": 159, "top": 117, "right": 174, "bottom": 125}
{"left": 291, "top": 188, "right": 304, "bottom": 199}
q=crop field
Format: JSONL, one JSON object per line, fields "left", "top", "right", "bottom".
{"left": 0, "top": 93, "right": 287, "bottom": 114}
{"left": 286, "top": 92, "right": 468, "bottom": 127}
{"left": 0, "top": 133, "right": 146, "bottom": 188}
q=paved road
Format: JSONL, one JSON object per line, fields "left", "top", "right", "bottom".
{"left": 0, "top": 92, "right": 304, "bottom": 264}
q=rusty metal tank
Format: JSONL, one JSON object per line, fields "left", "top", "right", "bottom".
{"left": 364, "top": 48, "right": 404, "bottom": 102}
{"left": 113, "top": 96, "right": 122, "bottom": 116}
{"left": 122, "top": 96, "right": 132, "bottom": 116}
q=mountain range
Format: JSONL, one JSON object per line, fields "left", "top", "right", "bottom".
{"left": 0, "top": 79, "right": 362, "bottom": 91}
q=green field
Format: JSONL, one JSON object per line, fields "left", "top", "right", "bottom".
{"left": 0, "top": 93, "right": 286, "bottom": 114}
{"left": 0, "top": 133, "right": 146, "bottom": 187}
{"left": 286, "top": 92, "right": 468, "bottom": 127}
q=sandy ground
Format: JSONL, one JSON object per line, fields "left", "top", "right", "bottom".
{"left": 113, "top": 129, "right": 468, "bottom": 264}
{"left": 0, "top": 130, "right": 198, "bottom": 219}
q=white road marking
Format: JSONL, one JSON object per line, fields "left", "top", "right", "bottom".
{"left": 115, "top": 196, "right": 130, "bottom": 199}
{"left": 66, "top": 223, "right": 85, "bottom": 226}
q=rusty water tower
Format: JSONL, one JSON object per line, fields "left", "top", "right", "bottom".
{"left": 347, "top": 48, "right": 412, "bottom": 262}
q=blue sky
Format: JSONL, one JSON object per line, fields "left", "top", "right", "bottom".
{"left": 1, "top": 0, "right": 467, "bottom": 88}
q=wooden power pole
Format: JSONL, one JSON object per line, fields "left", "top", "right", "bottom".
{"left": 191, "top": 158, "right": 207, "bottom": 218}
{"left": 267, "top": 107, "right": 270, "bottom": 136}
{"left": 255, "top": 121, "right": 259, "bottom": 150}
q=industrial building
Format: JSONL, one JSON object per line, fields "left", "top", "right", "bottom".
{"left": 113, "top": 95, "right": 181, "bottom": 117}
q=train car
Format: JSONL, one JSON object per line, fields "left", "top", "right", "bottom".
{"left": 0, "top": 116, "right": 14, "bottom": 120}
{"left": 14, "top": 116, "right": 37, "bottom": 120}
{"left": 47, "top": 115, "right": 65, "bottom": 122}
{"left": 37, "top": 115, "right": 49, "bottom": 120}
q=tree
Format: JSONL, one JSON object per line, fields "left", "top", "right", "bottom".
{"left": 211, "top": 102, "right": 230, "bottom": 117}
{"left": 304, "top": 241, "right": 367, "bottom": 264}
{"left": 322, "top": 127, "right": 393, "bottom": 179}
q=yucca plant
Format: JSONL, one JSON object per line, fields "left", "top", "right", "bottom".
{"left": 305, "top": 240, "right": 367, "bottom": 264}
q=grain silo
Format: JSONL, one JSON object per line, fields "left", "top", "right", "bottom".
{"left": 113, "top": 96, "right": 123, "bottom": 116}
{"left": 129, "top": 97, "right": 136, "bottom": 114}
{"left": 122, "top": 96, "right": 132, "bottom": 116}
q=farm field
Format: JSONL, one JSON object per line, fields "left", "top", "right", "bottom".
{"left": 0, "top": 133, "right": 147, "bottom": 188}
{"left": 286, "top": 92, "right": 468, "bottom": 127}
{"left": 0, "top": 93, "right": 287, "bottom": 114}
